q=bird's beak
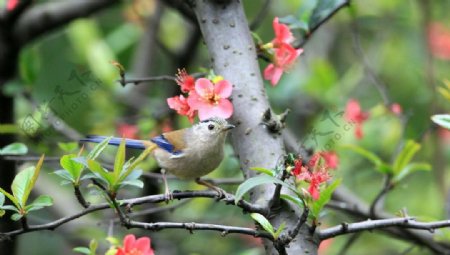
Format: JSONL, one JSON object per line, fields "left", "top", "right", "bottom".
{"left": 222, "top": 124, "right": 235, "bottom": 132}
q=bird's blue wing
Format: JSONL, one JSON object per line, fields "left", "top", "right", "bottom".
{"left": 151, "top": 134, "right": 183, "bottom": 155}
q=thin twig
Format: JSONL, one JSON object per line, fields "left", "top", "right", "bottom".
{"left": 249, "top": 0, "right": 272, "bottom": 30}
{"left": 295, "top": 0, "right": 351, "bottom": 48}
{"left": 369, "top": 175, "right": 393, "bottom": 219}
{"left": 118, "top": 75, "right": 176, "bottom": 86}
{"left": 317, "top": 217, "right": 450, "bottom": 240}
{"left": 73, "top": 185, "right": 90, "bottom": 209}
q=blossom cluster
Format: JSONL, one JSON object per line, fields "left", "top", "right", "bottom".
{"left": 262, "top": 18, "right": 304, "bottom": 86}
{"left": 292, "top": 151, "right": 339, "bottom": 200}
{"left": 167, "top": 69, "right": 233, "bottom": 122}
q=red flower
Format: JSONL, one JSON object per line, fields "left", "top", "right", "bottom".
{"left": 187, "top": 78, "right": 233, "bottom": 120}
{"left": 390, "top": 103, "right": 402, "bottom": 116}
{"left": 176, "top": 68, "right": 195, "bottom": 93}
{"left": 116, "top": 234, "right": 154, "bottom": 255}
{"left": 117, "top": 124, "right": 139, "bottom": 139}
{"left": 344, "top": 99, "right": 369, "bottom": 139}
{"left": 167, "top": 95, "right": 196, "bottom": 123}
{"left": 292, "top": 159, "right": 304, "bottom": 177}
{"left": 264, "top": 43, "right": 303, "bottom": 86}
{"left": 320, "top": 151, "right": 339, "bottom": 170}
{"left": 427, "top": 22, "right": 450, "bottom": 60}
{"left": 307, "top": 170, "right": 330, "bottom": 200}
{"left": 7, "top": 0, "right": 19, "bottom": 11}
{"left": 272, "top": 17, "right": 295, "bottom": 46}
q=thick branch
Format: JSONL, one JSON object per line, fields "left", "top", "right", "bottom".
{"left": 128, "top": 220, "right": 274, "bottom": 240}
{"left": 193, "top": 1, "right": 316, "bottom": 254}
{"left": 13, "top": 0, "right": 119, "bottom": 46}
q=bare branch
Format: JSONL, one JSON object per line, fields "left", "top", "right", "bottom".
{"left": 13, "top": 0, "right": 119, "bottom": 46}
{"left": 128, "top": 219, "right": 273, "bottom": 240}
{"left": 0, "top": 190, "right": 266, "bottom": 239}
{"left": 318, "top": 217, "right": 450, "bottom": 240}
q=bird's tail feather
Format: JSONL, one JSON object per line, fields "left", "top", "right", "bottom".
{"left": 80, "top": 135, "right": 146, "bottom": 150}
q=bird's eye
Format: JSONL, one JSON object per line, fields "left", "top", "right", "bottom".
{"left": 208, "top": 124, "right": 215, "bottom": 130}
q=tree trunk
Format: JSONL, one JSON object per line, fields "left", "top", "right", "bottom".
{"left": 193, "top": 0, "right": 319, "bottom": 254}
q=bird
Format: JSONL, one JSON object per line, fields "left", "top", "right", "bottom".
{"left": 80, "top": 117, "right": 235, "bottom": 200}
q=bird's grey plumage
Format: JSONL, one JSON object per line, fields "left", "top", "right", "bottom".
{"left": 152, "top": 118, "right": 234, "bottom": 179}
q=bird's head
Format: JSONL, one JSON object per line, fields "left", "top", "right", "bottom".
{"left": 192, "top": 117, "right": 235, "bottom": 143}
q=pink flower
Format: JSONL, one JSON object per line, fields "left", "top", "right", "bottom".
{"left": 7, "top": 0, "right": 19, "bottom": 11}
{"left": 117, "top": 124, "right": 139, "bottom": 139}
{"left": 187, "top": 78, "right": 233, "bottom": 120}
{"left": 344, "top": 99, "right": 369, "bottom": 139}
{"left": 292, "top": 159, "right": 306, "bottom": 177}
{"left": 427, "top": 22, "right": 450, "bottom": 60}
{"left": 264, "top": 43, "right": 303, "bottom": 86}
{"left": 176, "top": 68, "right": 195, "bottom": 93}
{"left": 167, "top": 95, "right": 196, "bottom": 123}
{"left": 272, "top": 17, "right": 295, "bottom": 46}
{"left": 116, "top": 234, "right": 154, "bottom": 255}
{"left": 390, "top": 103, "right": 402, "bottom": 116}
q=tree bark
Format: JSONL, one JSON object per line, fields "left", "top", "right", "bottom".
{"left": 193, "top": 0, "right": 318, "bottom": 254}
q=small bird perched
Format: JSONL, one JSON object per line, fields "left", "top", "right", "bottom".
{"left": 81, "top": 117, "right": 235, "bottom": 199}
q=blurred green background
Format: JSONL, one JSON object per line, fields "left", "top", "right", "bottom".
{"left": 1, "top": 0, "right": 450, "bottom": 254}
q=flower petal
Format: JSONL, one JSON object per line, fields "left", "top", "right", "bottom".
{"left": 195, "top": 78, "right": 214, "bottom": 98}
{"left": 134, "top": 237, "right": 151, "bottom": 252}
{"left": 197, "top": 99, "right": 233, "bottom": 120}
{"left": 123, "top": 234, "right": 136, "bottom": 251}
{"left": 214, "top": 80, "right": 232, "bottom": 98}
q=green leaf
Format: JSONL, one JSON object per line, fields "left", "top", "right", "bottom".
{"left": 12, "top": 167, "right": 34, "bottom": 208}
{"left": 431, "top": 114, "right": 450, "bottom": 130}
{"left": 249, "top": 167, "right": 274, "bottom": 176}
{"left": 87, "top": 136, "right": 112, "bottom": 160}
{"left": 392, "top": 140, "right": 420, "bottom": 176}
{"left": 120, "top": 179, "right": 144, "bottom": 189}
{"left": 73, "top": 247, "right": 91, "bottom": 255}
{"left": 58, "top": 142, "right": 79, "bottom": 152}
{"left": 22, "top": 155, "right": 45, "bottom": 208}
{"left": 52, "top": 170, "right": 75, "bottom": 183}
{"left": 280, "top": 194, "right": 304, "bottom": 209}
{"left": 11, "top": 213, "right": 23, "bottom": 221}
{"left": 0, "top": 192, "right": 4, "bottom": 206}
{"left": 60, "top": 154, "right": 85, "bottom": 182}
{"left": 0, "top": 210, "right": 4, "bottom": 217}
{"left": 340, "top": 144, "right": 391, "bottom": 174}
{"left": 279, "top": 15, "right": 309, "bottom": 31}
{"left": 87, "top": 159, "right": 114, "bottom": 186}
{"left": 113, "top": 138, "right": 126, "bottom": 180}
{"left": 89, "top": 239, "right": 98, "bottom": 255}
{"left": 393, "top": 162, "right": 431, "bottom": 183}
{"left": 235, "top": 175, "right": 298, "bottom": 204}
{"left": 0, "top": 187, "right": 20, "bottom": 209}
{"left": 0, "top": 143, "right": 28, "bottom": 155}
{"left": 19, "top": 46, "right": 41, "bottom": 84}
{"left": 310, "top": 178, "right": 342, "bottom": 219}
{"left": 0, "top": 205, "right": 20, "bottom": 212}
{"left": 274, "top": 222, "right": 286, "bottom": 240}
{"left": 118, "top": 146, "right": 153, "bottom": 183}
{"left": 25, "top": 195, "right": 53, "bottom": 212}
{"left": 251, "top": 213, "right": 274, "bottom": 238}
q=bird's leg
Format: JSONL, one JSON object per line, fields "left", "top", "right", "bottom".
{"left": 195, "top": 178, "right": 227, "bottom": 199}
{"left": 161, "top": 169, "right": 173, "bottom": 202}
